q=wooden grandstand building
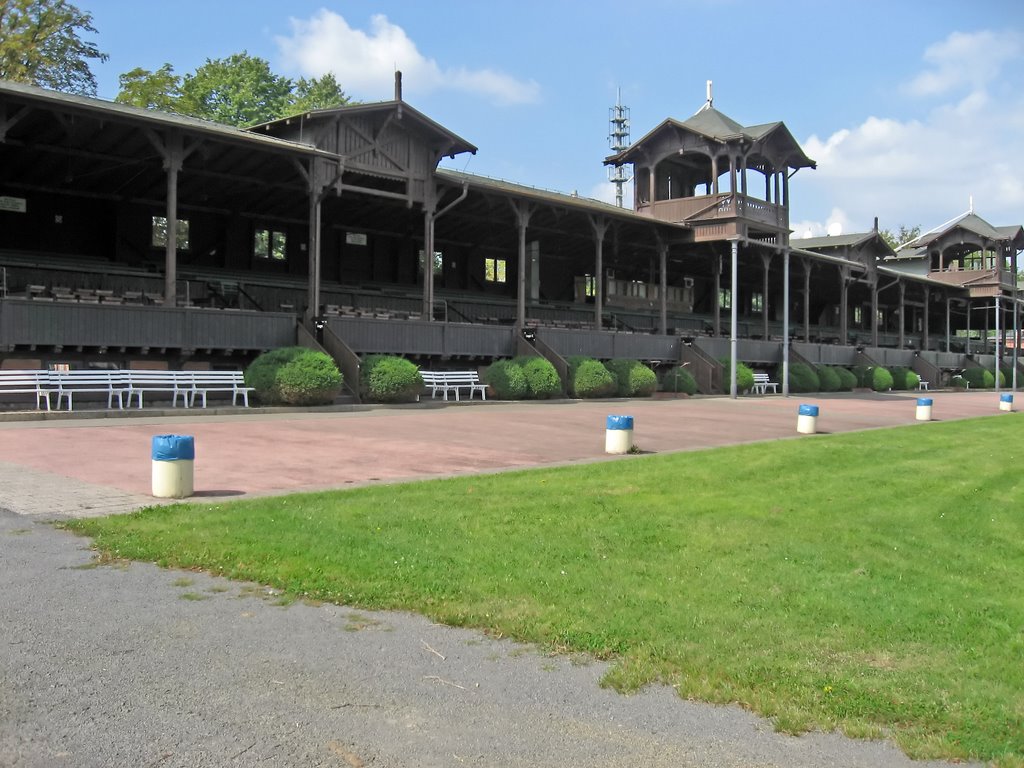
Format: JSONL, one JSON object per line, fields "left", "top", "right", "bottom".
{"left": 0, "top": 76, "right": 1021, "bottom": 401}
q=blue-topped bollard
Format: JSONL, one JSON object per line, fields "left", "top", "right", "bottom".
{"left": 152, "top": 434, "right": 195, "bottom": 498}
{"left": 605, "top": 415, "right": 634, "bottom": 454}
{"left": 1000, "top": 393, "right": 1014, "bottom": 412}
{"left": 797, "top": 404, "right": 819, "bottom": 435}
{"left": 916, "top": 397, "right": 933, "bottom": 421}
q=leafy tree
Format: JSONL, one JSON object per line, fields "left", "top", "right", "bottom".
{"left": 114, "top": 53, "right": 351, "bottom": 126}
{"left": 179, "top": 52, "right": 293, "bottom": 127}
{"left": 880, "top": 225, "right": 921, "bottom": 250}
{"left": 115, "top": 64, "right": 182, "bottom": 112}
{"left": 291, "top": 72, "right": 350, "bottom": 114}
{"left": 0, "top": 0, "right": 108, "bottom": 95}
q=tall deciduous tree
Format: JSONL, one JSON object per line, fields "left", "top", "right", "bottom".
{"left": 115, "top": 64, "right": 182, "bottom": 112}
{"left": 0, "top": 0, "right": 107, "bottom": 95}
{"left": 114, "top": 52, "right": 351, "bottom": 126}
{"left": 880, "top": 225, "right": 922, "bottom": 250}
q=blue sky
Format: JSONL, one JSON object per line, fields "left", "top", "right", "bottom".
{"left": 79, "top": 0, "right": 1024, "bottom": 238}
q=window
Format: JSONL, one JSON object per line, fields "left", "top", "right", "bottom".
{"left": 750, "top": 291, "right": 764, "bottom": 313}
{"left": 418, "top": 249, "right": 443, "bottom": 276}
{"left": 719, "top": 287, "right": 731, "bottom": 310}
{"left": 484, "top": 258, "right": 507, "bottom": 283}
{"left": 583, "top": 274, "right": 596, "bottom": 297}
{"left": 254, "top": 228, "right": 287, "bottom": 260}
{"left": 151, "top": 216, "right": 189, "bottom": 250}
{"left": 853, "top": 306, "right": 863, "bottom": 325}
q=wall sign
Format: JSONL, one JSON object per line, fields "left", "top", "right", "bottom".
{"left": 345, "top": 232, "right": 368, "bottom": 246}
{"left": 0, "top": 196, "right": 27, "bottom": 213}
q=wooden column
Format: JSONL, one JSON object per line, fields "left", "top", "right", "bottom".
{"left": 871, "top": 282, "right": 879, "bottom": 348}
{"left": 658, "top": 239, "right": 668, "bottom": 335}
{"left": 898, "top": 281, "right": 906, "bottom": 348}
{"left": 803, "top": 258, "right": 812, "bottom": 342}
{"left": 588, "top": 215, "right": 610, "bottom": 330}
{"left": 761, "top": 252, "right": 771, "bottom": 339}
{"left": 713, "top": 254, "right": 721, "bottom": 337}
{"left": 163, "top": 136, "right": 182, "bottom": 307}
{"left": 839, "top": 265, "right": 849, "bottom": 344}
{"left": 510, "top": 200, "right": 534, "bottom": 328}
{"left": 922, "top": 287, "right": 930, "bottom": 350}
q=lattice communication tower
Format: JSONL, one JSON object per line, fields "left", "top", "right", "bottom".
{"left": 607, "top": 89, "right": 632, "bottom": 208}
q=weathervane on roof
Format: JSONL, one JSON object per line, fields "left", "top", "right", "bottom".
{"left": 706, "top": 80, "right": 713, "bottom": 109}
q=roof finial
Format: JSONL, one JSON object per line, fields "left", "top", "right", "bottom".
{"left": 969, "top": 194, "right": 973, "bottom": 213}
{"left": 706, "top": 79, "right": 713, "bottom": 109}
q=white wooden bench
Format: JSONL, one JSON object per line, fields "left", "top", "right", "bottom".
{"left": 50, "top": 370, "right": 126, "bottom": 411}
{"left": 752, "top": 372, "right": 779, "bottom": 394}
{"left": 0, "top": 370, "right": 53, "bottom": 410}
{"left": 123, "top": 370, "right": 192, "bottom": 409}
{"left": 420, "top": 370, "right": 487, "bottom": 401}
{"left": 187, "top": 370, "right": 253, "bottom": 407}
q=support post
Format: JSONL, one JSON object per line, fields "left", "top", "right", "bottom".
{"left": 163, "top": 133, "right": 183, "bottom": 307}
{"left": 761, "top": 252, "right": 771, "bottom": 340}
{"left": 871, "top": 282, "right": 879, "bottom": 348}
{"left": 589, "top": 215, "right": 610, "bottom": 330}
{"left": 713, "top": 255, "right": 721, "bottom": 337}
{"left": 945, "top": 296, "right": 951, "bottom": 353}
{"left": 995, "top": 295, "right": 1002, "bottom": 392}
{"left": 803, "top": 259, "right": 811, "bottom": 343}
{"left": 510, "top": 200, "right": 533, "bottom": 328}
{"left": 782, "top": 248, "right": 790, "bottom": 397}
{"left": 898, "top": 280, "right": 905, "bottom": 349}
{"left": 730, "top": 239, "right": 738, "bottom": 399}
{"left": 922, "top": 287, "right": 930, "bottom": 350}
{"left": 1013, "top": 246, "right": 1020, "bottom": 391}
{"left": 839, "top": 265, "right": 849, "bottom": 345}
{"left": 658, "top": 239, "right": 668, "bottom": 335}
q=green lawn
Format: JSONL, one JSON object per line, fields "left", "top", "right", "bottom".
{"left": 66, "top": 416, "right": 1024, "bottom": 765}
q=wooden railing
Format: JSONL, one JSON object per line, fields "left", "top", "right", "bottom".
{"left": 637, "top": 193, "right": 786, "bottom": 228}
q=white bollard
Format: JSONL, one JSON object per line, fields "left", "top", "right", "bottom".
{"left": 915, "top": 397, "right": 933, "bottom": 422}
{"left": 796, "top": 404, "right": 819, "bottom": 435}
{"left": 605, "top": 415, "right": 634, "bottom": 454}
{"left": 1000, "top": 393, "right": 1014, "bottom": 412}
{"left": 152, "top": 434, "right": 195, "bottom": 499}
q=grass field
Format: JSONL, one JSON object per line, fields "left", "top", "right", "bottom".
{"left": 66, "top": 416, "right": 1024, "bottom": 765}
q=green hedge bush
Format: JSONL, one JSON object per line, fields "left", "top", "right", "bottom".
{"left": 659, "top": 366, "right": 698, "bottom": 395}
{"left": 834, "top": 367, "right": 858, "bottom": 391}
{"left": 485, "top": 359, "right": 529, "bottom": 400}
{"left": 788, "top": 363, "right": 820, "bottom": 393}
{"left": 851, "top": 365, "right": 872, "bottom": 388}
{"left": 816, "top": 366, "right": 840, "bottom": 393}
{"left": 604, "top": 359, "right": 657, "bottom": 397}
{"left": 568, "top": 356, "right": 617, "bottom": 398}
{"left": 871, "top": 366, "right": 894, "bottom": 391}
{"left": 963, "top": 367, "right": 997, "bottom": 389}
{"left": 246, "top": 346, "right": 342, "bottom": 406}
{"left": 950, "top": 374, "right": 968, "bottom": 389}
{"left": 890, "top": 367, "right": 920, "bottom": 391}
{"left": 718, "top": 358, "right": 754, "bottom": 394}
{"left": 514, "top": 356, "right": 562, "bottom": 399}
{"left": 360, "top": 355, "right": 423, "bottom": 403}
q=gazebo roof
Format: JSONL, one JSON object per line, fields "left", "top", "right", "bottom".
{"left": 896, "top": 211, "right": 1024, "bottom": 252}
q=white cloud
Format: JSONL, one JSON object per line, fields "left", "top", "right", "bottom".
{"left": 791, "top": 208, "right": 851, "bottom": 240}
{"left": 275, "top": 10, "right": 540, "bottom": 106}
{"left": 906, "top": 30, "right": 1022, "bottom": 97}
{"left": 587, "top": 178, "right": 633, "bottom": 208}
{"left": 795, "top": 29, "right": 1024, "bottom": 233}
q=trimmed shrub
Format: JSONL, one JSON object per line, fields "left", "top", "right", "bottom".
{"left": 660, "top": 365, "right": 698, "bottom": 395}
{"left": 571, "top": 358, "right": 617, "bottom": 398}
{"left": 962, "top": 367, "right": 996, "bottom": 389}
{"left": 718, "top": 358, "right": 754, "bottom": 394}
{"left": 851, "top": 365, "right": 872, "bottom": 388}
{"left": 950, "top": 374, "right": 968, "bottom": 389}
{"left": 816, "top": 366, "right": 840, "bottom": 393}
{"left": 834, "top": 367, "right": 858, "bottom": 391}
{"left": 604, "top": 359, "right": 657, "bottom": 397}
{"left": 246, "top": 347, "right": 341, "bottom": 406}
{"left": 890, "top": 367, "right": 920, "bottom": 391}
{"left": 514, "top": 356, "right": 562, "bottom": 399}
{"left": 360, "top": 355, "right": 423, "bottom": 403}
{"left": 245, "top": 347, "right": 306, "bottom": 402}
{"left": 484, "top": 359, "right": 529, "bottom": 400}
{"left": 788, "top": 363, "right": 820, "bottom": 393}
{"left": 871, "top": 366, "right": 894, "bottom": 391}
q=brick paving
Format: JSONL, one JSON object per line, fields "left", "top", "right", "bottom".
{"left": 0, "top": 389, "right": 1011, "bottom": 518}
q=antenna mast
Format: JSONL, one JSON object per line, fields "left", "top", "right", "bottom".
{"left": 607, "top": 88, "right": 632, "bottom": 208}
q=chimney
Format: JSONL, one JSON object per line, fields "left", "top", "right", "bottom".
{"left": 873, "top": 216, "right": 878, "bottom": 232}
{"left": 394, "top": 71, "right": 402, "bottom": 102}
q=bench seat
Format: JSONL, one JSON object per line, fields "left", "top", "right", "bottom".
{"left": 420, "top": 370, "right": 487, "bottom": 402}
